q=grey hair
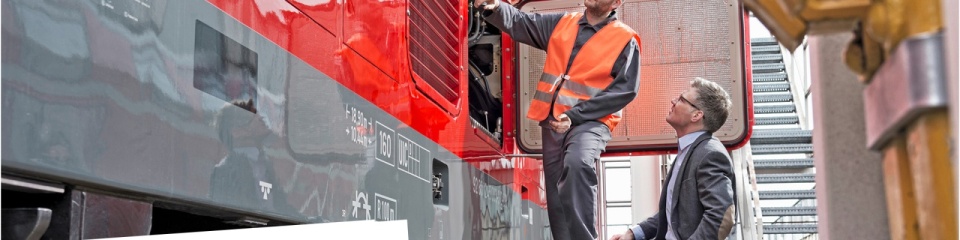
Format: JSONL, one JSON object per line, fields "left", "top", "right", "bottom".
{"left": 690, "top": 77, "right": 731, "bottom": 133}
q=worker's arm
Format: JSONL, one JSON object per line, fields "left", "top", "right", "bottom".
{"left": 481, "top": 2, "right": 563, "bottom": 51}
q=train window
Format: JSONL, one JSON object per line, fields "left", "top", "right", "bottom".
{"left": 193, "top": 21, "right": 258, "bottom": 111}
{"left": 408, "top": 0, "right": 464, "bottom": 110}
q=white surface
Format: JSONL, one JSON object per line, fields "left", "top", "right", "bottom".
{"left": 100, "top": 220, "right": 408, "bottom": 240}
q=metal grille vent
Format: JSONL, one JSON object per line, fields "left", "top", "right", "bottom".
{"left": 409, "top": 0, "right": 462, "bottom": 103}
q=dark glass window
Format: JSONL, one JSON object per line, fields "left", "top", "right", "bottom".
{"left": 193, "top": 21, "right": 258, "bottom": 111}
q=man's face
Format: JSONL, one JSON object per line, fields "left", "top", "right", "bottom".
{"left": 666, "top": 86, "right": 701, "bottom": 128}
{"left": 584, "top": 0, "right": 620, "bottom": 13}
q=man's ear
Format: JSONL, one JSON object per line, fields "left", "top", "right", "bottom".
{"left": 690, "top": 110, "right": 704, "bottom": 123}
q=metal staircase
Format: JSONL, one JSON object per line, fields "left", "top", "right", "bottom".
{"left": 749, "top": 37, "right": 819, "bottom": 239}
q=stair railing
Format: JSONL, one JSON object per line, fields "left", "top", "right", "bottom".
{"left": 731, "top": 144, "right": 763, "bottom": 240}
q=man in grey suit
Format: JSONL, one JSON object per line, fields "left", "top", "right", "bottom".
{"left": 611, "top": 77, "right": 736, "bottom": 240}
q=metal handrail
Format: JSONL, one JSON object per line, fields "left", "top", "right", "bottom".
{"left": 731, "top": 143, "right": 763, "bottom": 240}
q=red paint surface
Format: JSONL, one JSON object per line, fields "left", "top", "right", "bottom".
{"left": 207, "top": 0, "right": 754, "bottom": 208}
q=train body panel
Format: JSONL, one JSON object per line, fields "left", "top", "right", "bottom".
{"left": 1, "top": 0, "right": 750, "bottom": 238}
{"left": 1, "top": 0, "right": 544, "bottom": 238}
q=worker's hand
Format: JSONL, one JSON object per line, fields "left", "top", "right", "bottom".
{"left": 609, "top": 229, "right": 635, "bottom": 240}
{"left": 474, "top": 0, "right": 499, "bottom": 10}
{"left": 550, "top": 114, "right": 571, "bottom": 134}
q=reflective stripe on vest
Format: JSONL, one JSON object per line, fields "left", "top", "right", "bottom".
{"left": 525, "top": 12, "right": 640, "bottom": 131}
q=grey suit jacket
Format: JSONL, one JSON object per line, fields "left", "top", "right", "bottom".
{"left": 637, "top": 133, "right": 736, "bottom": 240}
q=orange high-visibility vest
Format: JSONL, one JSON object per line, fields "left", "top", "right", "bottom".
{"left": 525, "top": 12, "right": 640, "bottom": 131}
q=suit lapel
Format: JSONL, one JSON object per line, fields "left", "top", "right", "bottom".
{"left": 668, "top": 133, "right": 714, "bottom": 215}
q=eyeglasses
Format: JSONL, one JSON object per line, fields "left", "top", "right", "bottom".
{"left": 674, "top": 94, "right": 701, "bottom": 111}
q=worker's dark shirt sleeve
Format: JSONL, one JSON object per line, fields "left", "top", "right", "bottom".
{"left": 482, "top": 3, "right": 563, "bottom": 50}
{"left": 564, "top": 40, "right": 641, "bottom": 126}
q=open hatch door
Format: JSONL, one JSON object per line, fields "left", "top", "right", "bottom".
{"left": 515, "top": 0, "right": 751, "bottom": 153}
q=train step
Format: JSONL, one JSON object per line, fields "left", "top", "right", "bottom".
{"left": 752, "top": 129, "right": 812, "bottom": 144}
{"left": 753, "top": 72, "right": 788, "bottom": 82}
{"left": 754, "top": 104, "right": 796, "bottom": 114}
{"left": 761, "top": 206, "right": 818, "bottom": 216}
{"left": 753, "top": 82, "right": 791, "bottom": 92}
{"left": 752, "top": 63, "right": 786, "bottom": 73}
{"left": 751, "top": 37, "right": 779, "bottom": 46}
{"left": 754, "top": 158, "right": 815, "bottom": 169}
{"left": 752, "top": 54, "right": 783, "bottom": 63}
{"left": 756, "top": 173, "right": 816, "bottom": 183}
{"left": 754, "top": 92, "right": 793, "bottom": 103}
{"left": 751, "top": 45, "right": 781, "bottom": 53}
{"left": 755, "top": 115, "right": 800, "bottom": 125}
{"left": 752, "top": 143, "right": 813, "bottom": 155}
{"left": 763, "top": 224, "right": 819, "bottom": 234}
{"left": 759, "top": 189, "right": 817, "bottom": 200}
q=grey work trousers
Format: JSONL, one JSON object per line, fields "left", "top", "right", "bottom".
{"left": 542, "top": 121, "right": 612, "bottom": 240}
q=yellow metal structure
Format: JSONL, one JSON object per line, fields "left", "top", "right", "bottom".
{"left": 742, "top": 0, "right": 807, "bottom": 50}
{"left": 863, "top": 0, "right": 943, "bottom": 55}
{"left": 882, "top": 137, "right": 919, "bottom": 240}
{"left": 856, "top": 0, "right": 944, "bottom": 80}
{"left": 744, "top": 0, "right": 944, "bottom": 80}
{"left": 741, "top": 0, "right": 870, "bottom": 51}
{"left": 879, "top": 111, "right": 956, "bottom": 240}
{"left": 842, "top": 29, "right": 884, "bottom": 82}
{"left": 905, "top": 110, "right": 956, "bottom": 240}
{"left": 800, "top": 0, "right": 871, "bottom": 21}
{"left": 744, "top": 0, "right": 956, "bottom": 239}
